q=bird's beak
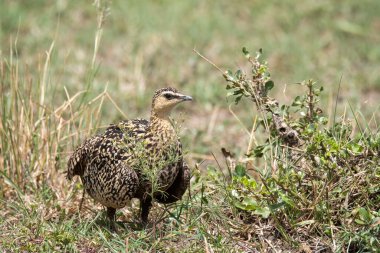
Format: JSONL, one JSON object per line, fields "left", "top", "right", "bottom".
{"left": 179, "top": 94, "right": 193, "bottom": 101}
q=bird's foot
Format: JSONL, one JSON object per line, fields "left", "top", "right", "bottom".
{"left": 107, "top": 207, "right": 118, "bottom": 233}
{"left": 109, "top": 221, "right": 118, "bottom": 233}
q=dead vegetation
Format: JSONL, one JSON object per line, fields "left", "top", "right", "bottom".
{"left": 1, "top": 1, "right": 380, "bottom": 252}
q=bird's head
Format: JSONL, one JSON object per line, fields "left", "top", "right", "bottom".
{"left": 151, "top": 87, "right": 192, "bottom": 118}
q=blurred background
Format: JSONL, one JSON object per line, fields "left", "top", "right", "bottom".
{"left": 1, "top": 1, "right": 380, "bottom": 251}
{"left": 1, "top": 0, "right": 380, "bottom": 163}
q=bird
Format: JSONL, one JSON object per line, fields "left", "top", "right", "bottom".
{"left": 67, "top": 87, "right": 192, "bottom": 231}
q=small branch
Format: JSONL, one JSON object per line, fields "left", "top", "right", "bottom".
{"left": 272, "top": 113, "right": 299, "bottom": 147}
{"left": 193, "top": 48, "right": 224, "bottom": 74}
{"left": 194, "top": 48, "right": 300, "bottom": 148}
{"left": 307, "top": 80, "right": 314, "bottom": 121}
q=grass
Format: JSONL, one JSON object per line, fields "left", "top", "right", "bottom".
{"left": 1, "top": 0, "right": 380, "bottom": 252}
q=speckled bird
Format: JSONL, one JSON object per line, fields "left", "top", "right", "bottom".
{"left": 67, "top": 87, "right": 192, "bottom": 230}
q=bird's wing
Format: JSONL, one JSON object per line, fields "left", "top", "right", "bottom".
{"left": 67, "top": 119, "right": 150, "bottom": 180}
{"left": 155, "top": 161, "right": 191, "bottom": 204}
{"left": 67, "top": 135, "right": 100, "bottom": 180}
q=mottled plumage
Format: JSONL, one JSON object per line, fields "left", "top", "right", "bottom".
{"left": 67, "top": 87, "right": 192, "bottom": 230}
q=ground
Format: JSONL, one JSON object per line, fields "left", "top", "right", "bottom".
{"left": 0, "top": 0, "right": 379, "bottom": 252}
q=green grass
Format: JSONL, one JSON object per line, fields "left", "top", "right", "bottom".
{"left": 1, "top": 0, "right": 380, "bottom": 154}
{"left": 1, "top": 0, "right": 380, "bottom": 252}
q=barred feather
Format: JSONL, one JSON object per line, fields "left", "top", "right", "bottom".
{"left": 67, "top": 87, "right": 191, "bottom": 225}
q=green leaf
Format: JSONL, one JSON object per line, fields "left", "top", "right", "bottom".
{"left": 233, "top": 89, "right": 243, "bottom": 95}
{"left": 242, "top": 47, "right": 250, "bottom": 58}
{"left": 242, "top": 197, "right": 258, "bottom": 207}
{"left": 255, "top": 48, "right": 263, "bottom": 60}
{"left": 242, "top": 176, "right": 257, "bottom": 189}
{"left": 292, "top": 96, "right": 303, "bottom": 106}
{"left": 296, "top": 220, "right": 315, "bottom": 227}
{"left": 230, "top": 189, "right": 239, "bottom": 198}
{"left": 358, "top": 207, "right": 372, "bottom": 222}
{"left": 234, "top": 94, "right": 243, "bottom": 104}
{"left": 355, "top": 218, "right": 366, "bottom": 225}
{"left": 234, "top": 201, "right": 247, "bottom": 210}
{"left": 234, "top": 165, "right": 246, "bottom": 177}
{"left": 253, "top": 206, "right": 271, "bottom": 218}
{"left": 234, "top": 197, "right": 259, "bottom": 211}
{"left": 264, "top": 80, "right": 274, "bottom": 92}
{"left": 235, "top": 69, "right": 243, "bottom": 79}
{"left": 225, "top": 70, "right": 236, "bottom": 82}
{"left": 269, "top": 202, "right": 285, "bottom": 211}
{"left": 318, "top": 116, "right": 328, "bottom": 125}
{"left": 351, "top": 143, "right": 363, "bottom": 153}
{"left": 279, "top": 192, "right": 295, "bottom": 207}
{"left": 252, "top": 144, "right": 271, "bottom": 158}
{"left": 226, "top": 91, "right": 235, "bottom": 97}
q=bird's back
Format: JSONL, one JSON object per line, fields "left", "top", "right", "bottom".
{"left": 67, "top": 119, "right": 149, "bottom": 176}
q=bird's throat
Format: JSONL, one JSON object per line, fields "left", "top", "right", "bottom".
{"left": 150, "top": 114, "right": 176, "bottom": 138}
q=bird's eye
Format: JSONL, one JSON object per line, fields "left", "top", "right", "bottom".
{"left": 164, "top": 93, "right": 174, "bottom": 100}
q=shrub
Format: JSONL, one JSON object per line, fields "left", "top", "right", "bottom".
{"left": 200, "top": 48, "right": 380, "bottom": 252}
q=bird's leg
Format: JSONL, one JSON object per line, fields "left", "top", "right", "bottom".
{"left": 140, "top": 195, "right": 152, "bottom": 226}
{"left": 107, "top": 207, "right": 117, "bottom": 232}
{"left": 79, "top": 189, "right": 86, "bottom": 211}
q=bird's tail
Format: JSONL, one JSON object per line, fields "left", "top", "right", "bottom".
{"left": 67, "top": 156, "right": 82, "bottom": 180}
{"left": 67, "top": 143, "right": 87, "bottom": 180}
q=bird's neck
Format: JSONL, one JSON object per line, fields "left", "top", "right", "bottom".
{"left": 149, "top": 114, "right": 176, "bottom": 137}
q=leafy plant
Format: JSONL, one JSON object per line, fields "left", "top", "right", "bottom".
{"left": 200, "top": 48, "right": 380, "bottom": 252}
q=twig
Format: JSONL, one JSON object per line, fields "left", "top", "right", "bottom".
{"left": 193, "top": 48, "right": 224, "bottom": 74}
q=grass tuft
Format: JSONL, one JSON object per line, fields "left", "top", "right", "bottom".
{"left": 1, "top": 1, "right": 379, "bottom": 252}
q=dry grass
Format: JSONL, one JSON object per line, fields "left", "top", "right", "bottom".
{"left": 1, "top": 0, "right": 380, "bottom": 252}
